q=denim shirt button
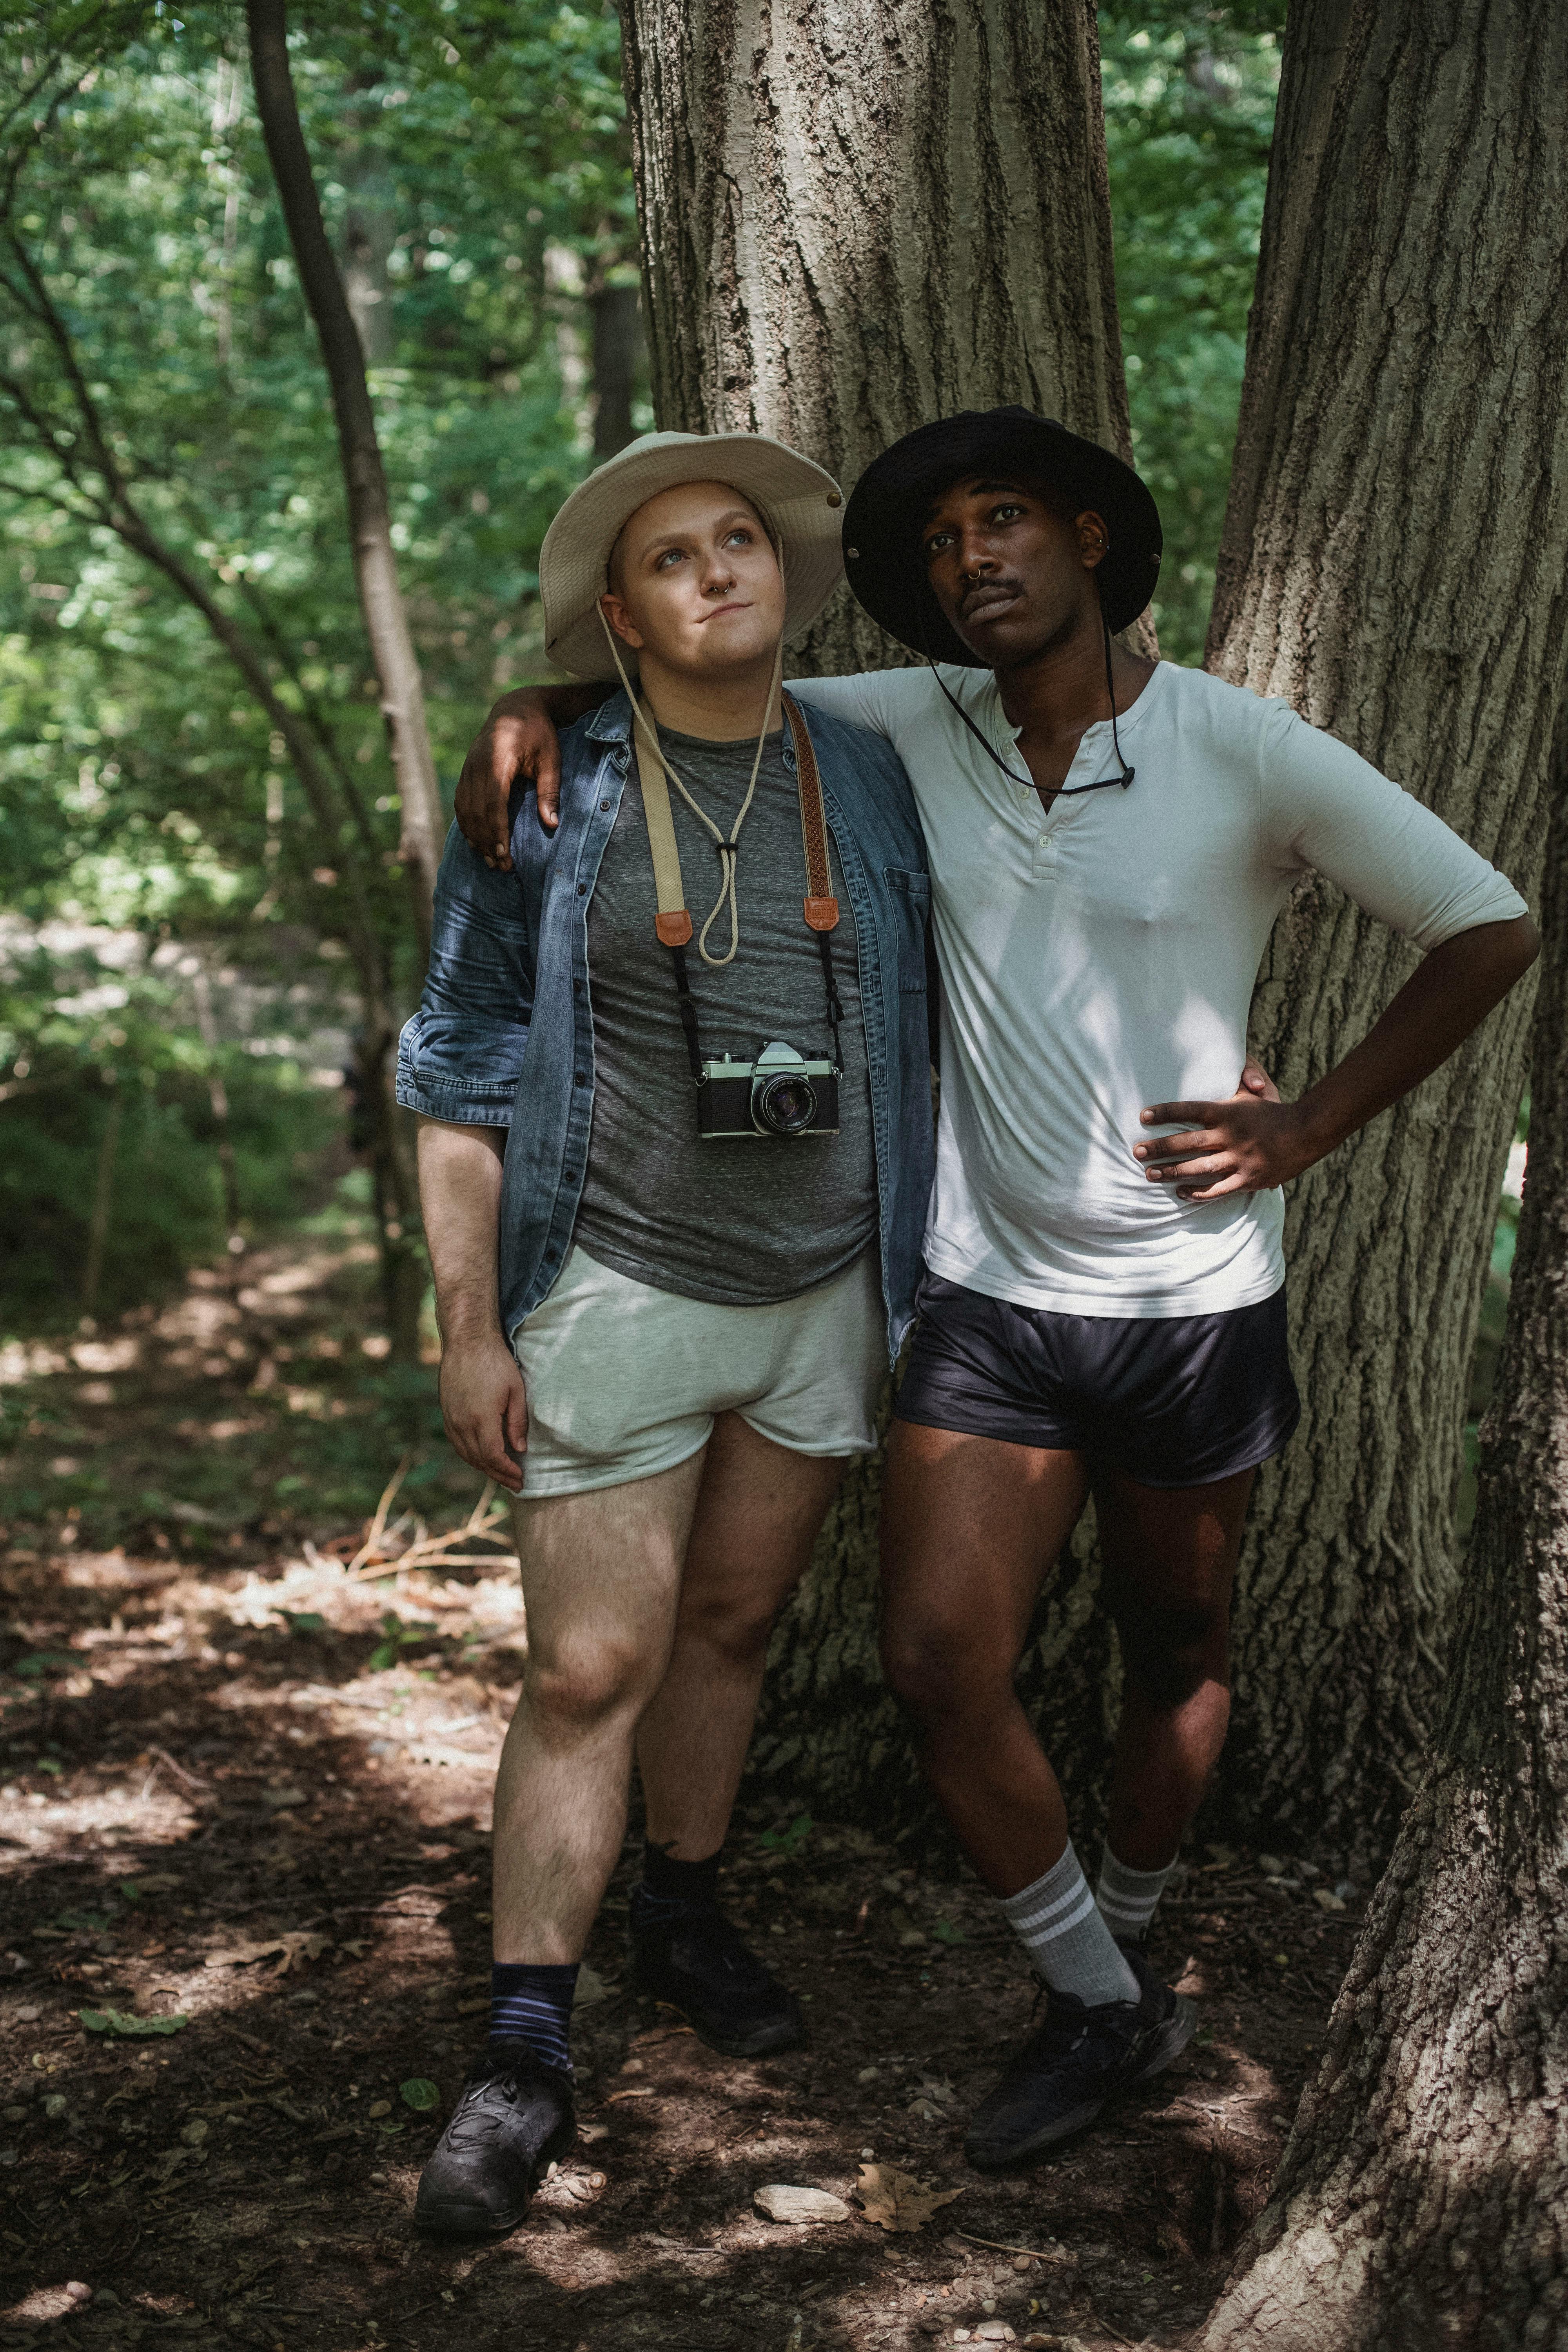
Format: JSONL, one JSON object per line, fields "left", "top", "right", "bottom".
{"left": 574, "top": 1073, "right": 586, "bottom": 1086}
{"left": 576, "top": 882, "right": 586, "bottom": 895}
{"left": 600, "top": 800, "right": 611, "bottom": 812}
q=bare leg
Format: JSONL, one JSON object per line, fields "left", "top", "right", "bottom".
{"left": 492, "top": 1453, "right": 705, "bottom": 1963}
{"left": 637, "top": 1411, "right": 848, "bottom": 1859}
{"left": 878, "top": 1419, "right": 1090, "bottom": 1896}
{"left": 1096, "top": 1465, "right": 1256, "bottom": 1870}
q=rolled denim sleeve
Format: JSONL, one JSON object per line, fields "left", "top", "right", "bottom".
{"left": 396, "top": 823, "right": 535, "bottom": 1126}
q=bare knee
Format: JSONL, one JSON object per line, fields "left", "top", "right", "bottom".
{"left": 1118, "top": 1600, "right": 1228, "bottom": 1713}
{"left": 675, "top": 1586, "right": 780, "bottom": 1673}
{"left": 524, "top": 1630, "right": 657, "bottom": 1734}
{"left": 881, "top": 1609, "right": 998, "bottom": 1727}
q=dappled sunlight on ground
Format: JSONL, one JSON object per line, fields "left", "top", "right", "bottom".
{"left": 2, "top": 1240, "right": 1368, "bottom": 2350}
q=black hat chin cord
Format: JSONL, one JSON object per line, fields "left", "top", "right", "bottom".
{"left": 918, "top": 576, "right": 1135, "bottom": 800}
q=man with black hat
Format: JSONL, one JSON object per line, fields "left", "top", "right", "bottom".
{"left": 452, "top": 408, "right": 1536, "bottom": 2170}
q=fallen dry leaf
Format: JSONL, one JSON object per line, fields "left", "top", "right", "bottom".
{"left": 204, "top": 1931, "right": 331, "bottom": 1976}
{"left": 853, "top": 2161, "right": 962, "bottom": 2233}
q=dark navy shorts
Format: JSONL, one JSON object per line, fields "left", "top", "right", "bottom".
{"left": 894, "top": 1274, "right": 1300, "bottom": 1490}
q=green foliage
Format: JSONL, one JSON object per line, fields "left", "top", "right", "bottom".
{"left": 1101, "top": 4, "right": 1285, "bottom": 665}
{"left": 0, "top": 0, "right": 636, "bottom": 1330}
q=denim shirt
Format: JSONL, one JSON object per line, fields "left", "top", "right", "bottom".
{"left": 396, "top": 691, "right": 935, "bottom": 1360}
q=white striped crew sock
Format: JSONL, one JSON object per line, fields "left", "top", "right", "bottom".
{"left": 998, "top": 1840, "right": 1140, "bottom": 2008}
{"left": 1096, "top": 1843, "right": 1177, "bottom": 1947}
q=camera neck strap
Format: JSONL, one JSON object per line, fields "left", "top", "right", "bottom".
{"left": 626, "top": 691, "right": 843, "bottom": 1083}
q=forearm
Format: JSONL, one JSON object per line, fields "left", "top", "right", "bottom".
{"left": 1297, "top": 914, "right": 1540, "bottom": 1157}
{"left": 416, "top": 1117, "right": 507, "bottom": 1341}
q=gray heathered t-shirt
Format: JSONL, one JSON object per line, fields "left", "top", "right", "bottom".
{"left": 573, "top": 724, "right": 877, "bottom": 1305}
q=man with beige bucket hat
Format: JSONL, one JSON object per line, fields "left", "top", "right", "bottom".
{"left": 400, "top": 431, "right": 935, "bottom": 2236}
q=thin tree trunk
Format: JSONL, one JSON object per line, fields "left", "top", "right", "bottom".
{"left": 588, "top": 279, "right": 641, "bottom": 457}
{"left": 246, "top": 0, "right": 444, "bottom": 954}
{"left": 191, "top": 964, "right": 244, "bottom": 1270}
{"left": 1205, "top": 0, "right": 1568, "bottom": 1852}
{"left": 617, "top": 0, "right": 1138, "bottom": 1822}
{"left": 1194, "top": 727, "right": 1568, "bottom": 2352}
{"left": 339, "top": 81, "right": 396, "bottom": 368}
{"left": 82, "top": 1081, "right": 123, "bottom": 1317}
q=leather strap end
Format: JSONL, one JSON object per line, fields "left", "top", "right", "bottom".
{"left": 804, "top": 895, "right": 840, "bottom": 932}
{"left": 656, "top": 911, "right": 694, "bottom": 947}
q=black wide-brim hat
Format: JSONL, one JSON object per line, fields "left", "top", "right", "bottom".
{"left": 841, "top": 405, "right": 1162, "bottom": 663}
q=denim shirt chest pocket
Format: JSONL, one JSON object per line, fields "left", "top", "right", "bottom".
{"left": 882, "top": 867, "right": 931, "bottom": 991}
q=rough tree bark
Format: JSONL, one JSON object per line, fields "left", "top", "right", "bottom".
{"left": 618, "top": 0, "right": 1136, "bottom": 673}
{"left": 616, "top": 0, "right": 1138, "bottom": 1823}
{"left": 246, "top": 0, "right": 445, "bottom": 953}
{"left": 1206, "top": 0, "right": 1568, "bottom": 1852}
{"left": 1193, "top": 718, "right": 1568, "bottom": 2352}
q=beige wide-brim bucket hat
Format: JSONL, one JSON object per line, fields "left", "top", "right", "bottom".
{"left": 539, "top": 429, "right": 847, "bottom": 680}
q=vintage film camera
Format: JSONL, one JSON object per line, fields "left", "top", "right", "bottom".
{"left": 697, "top": 1039, "right": 840, "bottom": 1139}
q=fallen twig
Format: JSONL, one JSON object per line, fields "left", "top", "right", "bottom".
{"left": 347, "top": 1454, "right": 412, "bottom": 1572}
{"left": 953, "top": 2229, "right": 1060, "bottom": 2261}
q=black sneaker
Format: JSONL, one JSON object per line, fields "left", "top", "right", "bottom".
{"left": 629, "top": 1887, "right": 805, "bottom": 2058}
{"left": 964, "top": 1946, "right": 1194, "bottom": 2170}
{"left": 414, "top": 2039, "right": 575, "bottom": 2238}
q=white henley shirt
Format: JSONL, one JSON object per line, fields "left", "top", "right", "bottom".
{"left": 788, "top": 660, "right": 1528, "bottom": 1319}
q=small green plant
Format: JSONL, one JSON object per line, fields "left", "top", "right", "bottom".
{"left": 79, "top": 2007, "right": 187, "bottom": 2037}
{"left": 758, "top": 1812, "right": 813, "bottom": 1860}
{"left": 368, "top": 1611, "right": 438, "bottom": 1672}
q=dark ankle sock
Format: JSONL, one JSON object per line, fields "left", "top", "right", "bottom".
{"left": 489, "top": 1961, "right": 578, "bottom": 2073}
{"left": 640, "top": 1839, "right": 722, "bottom": 1909}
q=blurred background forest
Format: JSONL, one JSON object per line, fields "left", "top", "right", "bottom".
{"left": 0, "top": 0, "right": 1517, "bottom": 1559}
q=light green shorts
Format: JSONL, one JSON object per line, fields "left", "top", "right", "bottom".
{"left": 508, "top": 1243, "right": 887, "bottom": 1496}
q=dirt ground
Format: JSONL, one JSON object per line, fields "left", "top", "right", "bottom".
{"left": 1, "top": 1245, "right": 1371, "bottom": 2352}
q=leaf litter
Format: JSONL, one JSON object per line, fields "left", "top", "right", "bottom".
{"left": 854, "top": 2161, "right": 963, "bottom": 2232}
{"left": 1, "top": 1229, "right": 1368, "bottom": 2347}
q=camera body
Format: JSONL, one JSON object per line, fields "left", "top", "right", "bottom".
{"left": 697, "top": 1039, "right": 840, "bottom": 1139}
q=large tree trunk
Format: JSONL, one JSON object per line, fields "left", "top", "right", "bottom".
{"left": 1193, "top": 725, "right": 1568, "bottom": 2352}
{"left": 1202, "top": 0, "right": 1568, "bottom": 1854}
{"left": 246, "top": 0, "right": 445, "bottom": 955}
{"left": 619, "top": 0, "right": 1136, "bottom": 673}
{"left": 617, "top": 0, "right": 1137, "bottom": 1824}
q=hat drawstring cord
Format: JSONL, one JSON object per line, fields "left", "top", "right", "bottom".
{"left": 916, "top": 572, "right": 1134, "bottom": 798}
{"left": 596, "top": 599, "right": 786, "bottom": 968}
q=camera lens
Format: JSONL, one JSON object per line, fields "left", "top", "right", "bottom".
{"left": 754, "top": 1073, "right": 817, "bottom": 1135}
